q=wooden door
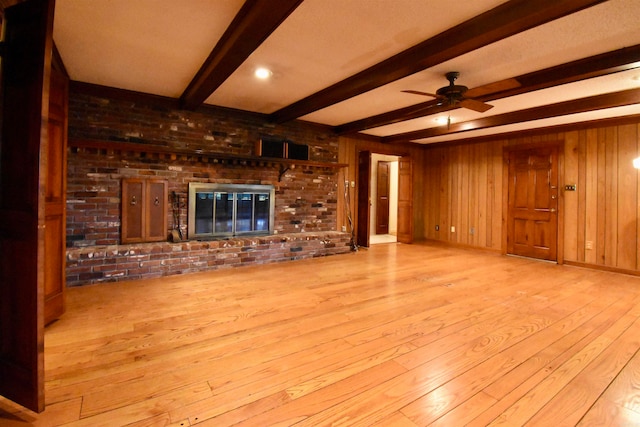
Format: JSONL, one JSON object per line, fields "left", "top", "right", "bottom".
{"left": 397, "top": 156, "right": 413, "bottom": 244}
{"left": 507, "top": 146, "right": 558, "bottom": 261}
{"left": 44, "top": 69, "right": 68, "bottom": 325}
{"left": 375, "top": 161, "right": 390, "bottom": 235}
{"left": 0, "top": 0, "right": 55, "bottom": 413}
{"left": 356, "top": 151, "right": 371, "bottom": 247}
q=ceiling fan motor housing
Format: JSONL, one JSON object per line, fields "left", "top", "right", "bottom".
{"left": 436, "top": 71, "right": 468, "bottom": 102}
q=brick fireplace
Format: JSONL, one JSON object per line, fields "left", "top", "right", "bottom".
{"left": 65, "top": 83, "right": 351, "bottom": 286}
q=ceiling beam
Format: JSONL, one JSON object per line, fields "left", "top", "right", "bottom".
{"left": 268, "top": 0, "right": 607, "bottom": 123}
{"left": 382, "top": 88, "right": 640, "bottom": 144}
{"left": 180, "top": 0, "right": 303, "bottom": 110}
{"left": 334, "top": 44, "right": 640, "bottom": 134}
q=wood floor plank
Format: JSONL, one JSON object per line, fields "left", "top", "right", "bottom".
{"left": 4, "top": 243, "right": 640, "bottom": 426}
{"left": 527, "top": 316, "right": 640, "bottom": 425}
{"left": 466, "top": 293, "right": 640, "bottom": 426}
{"left": 577, "top": 396, "right": 640, "bottom": 426}
{"left": 485, "top": 302, "right": 640, "bottom": 425}
{"left": 399, "top": 291, "right": 616, "bottom": 425}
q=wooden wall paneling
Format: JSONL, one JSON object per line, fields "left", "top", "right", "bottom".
{"left": 423, "top": 149, "right": 437, "bottom": 240}
{"left": 434, "top": 149, "right": 442, "bottom": 241}
{"left": 422, "top": 151, "right": 431, "bottom": 240}
{"left": 485, "top": 143, "right": 495, "bottom": 248}
{"left": 585, "top": 128, "right": 599, "bottom": 265}
{"left": 605, "top": 126, "right": 618, "bottom": 267}
{"left": 557, "top": 139, "right": 565, "bottom": 265}
{"left": 593, "top": 129, "right": 607, "bottom": 265}
{"left": 411, "top": 149, "right": 424, "bottom": 240}
{"left": 415, "top": 118, "right": 640, "bottom": 273}
{"left": 616, "top": 124, "right": 638, "bottom": 270}
{"left": 576, "top": 130, "right": 587, "bottom": 262}
{"left": 439, "top": 148, "right": 449, "bottom": 241}
{"left": 450, "top": 146, "right": 460, "bottom": 243}
{"left": 490, "top": 141, "right": 504, "bottom": 250}
{"left": 460, "top": 144, "right": 470, "bottom": 245}
{"left": 563, "top": 131, "right": 580, "bottom": 261}
{"left": 468, "top": 143, "right": 477, "bottom": 246}
{"left": 502, "top": 145, "right": 510, "bottom": 254}
{"left": 476, "top": 143, "right": 488, "bottom": 247}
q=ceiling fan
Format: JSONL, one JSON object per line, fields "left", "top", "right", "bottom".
{"left": 403, "top": 71, "right": 495, "bottom": 113}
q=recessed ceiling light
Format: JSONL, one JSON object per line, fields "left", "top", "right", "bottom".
{"left": 254, "top": 67, "right": 272, "bottom": 80}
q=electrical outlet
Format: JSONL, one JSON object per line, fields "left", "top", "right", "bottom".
{"left": 341, "top": 225, "right": 346, "bottom": 232}
{"left": 451, "top": 226, "right": 455, "bottom": 233}
{"left": 435, "top": 225, "right": 439, "bottom": 231}
{"left": 585, "top": 241, "right": 593, "bottom": 250}
{"left": 470, "top": 227, "right": 475, "bottom": 235}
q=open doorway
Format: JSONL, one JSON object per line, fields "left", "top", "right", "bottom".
{"left": 357, "top": 151, "right": 411, "bottom": 248}
{"left": 370, "top": 153, "right": 400, "bottom": 245}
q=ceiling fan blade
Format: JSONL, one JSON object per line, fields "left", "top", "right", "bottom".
{"left": 465, "top": 78, "right": 521, "bottom": 98}
{"left": 401, "top": 90, "right": 439, "bottom": 98}
{"left": 459, "top": 98, "right": 494, "bottom": 113}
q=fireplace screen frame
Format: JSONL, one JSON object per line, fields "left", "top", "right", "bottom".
{"left": 188, "top": 183, "right": 275, "bottom": 240}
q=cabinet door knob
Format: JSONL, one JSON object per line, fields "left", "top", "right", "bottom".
{"left": 130, "top": 196, "right": 137, "bottom": 205}
{"left": 154, "top": 197, "right": 160, "bottom": 206}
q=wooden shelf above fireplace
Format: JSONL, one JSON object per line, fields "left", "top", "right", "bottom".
{"left": 69, "top": 138, "right": 347, "bottom": 171}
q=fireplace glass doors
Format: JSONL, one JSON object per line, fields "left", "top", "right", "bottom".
{"left": 188, "top": 183, "right": 275, "bottom": 239}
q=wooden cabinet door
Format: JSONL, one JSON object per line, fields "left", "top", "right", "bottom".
{"left": 122, "top": 179, "right": 145, "bottom": 243}
{"left": 122, "top": 179, "right": 167, "bottom": 243}
{"left": 44, "top": 69, "right": 68, "bottom": 325}
{"left": 147, "top": 180, "right": 168, "bottom": 241}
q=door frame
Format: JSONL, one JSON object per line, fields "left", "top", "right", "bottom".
{"left": 356, "top": 150, "right": 412, "bottom": 247}
{"left": 502, "top": 141, "right": 565, "bottom": 264}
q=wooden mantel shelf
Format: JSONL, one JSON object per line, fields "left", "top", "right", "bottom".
{"left": 69, "top": 138, "right": 347, "bottom": 170}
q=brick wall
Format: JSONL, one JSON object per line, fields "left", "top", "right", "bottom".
{"left": 66, "top": 84, "right": 351, "bottom": 286}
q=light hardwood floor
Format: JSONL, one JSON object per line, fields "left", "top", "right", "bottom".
{"left": 3, "top": 243, "right": 640, "bottom": 426}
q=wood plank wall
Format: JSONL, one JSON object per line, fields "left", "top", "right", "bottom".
{"left": 417, "top": 118, "right": 640, "bottom": 274}
{"left": 421, "top": 139, "right": 505, "bottom": 250}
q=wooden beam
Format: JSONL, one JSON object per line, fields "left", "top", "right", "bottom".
{"left": 268, "top": 0, "right": 607, "bottom": 123}
{"left": 335, "top": 45, "right": 640, "bottom": 134}
{"left": 180, "top": 0, "right": 303, "bottom": 110}
{"left": 382, "top": 88, "right": 640, "bottom": 143}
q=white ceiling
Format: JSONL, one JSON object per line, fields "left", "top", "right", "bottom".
{"left": 53, "top": 0, "right": 640, "bottom": 145}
